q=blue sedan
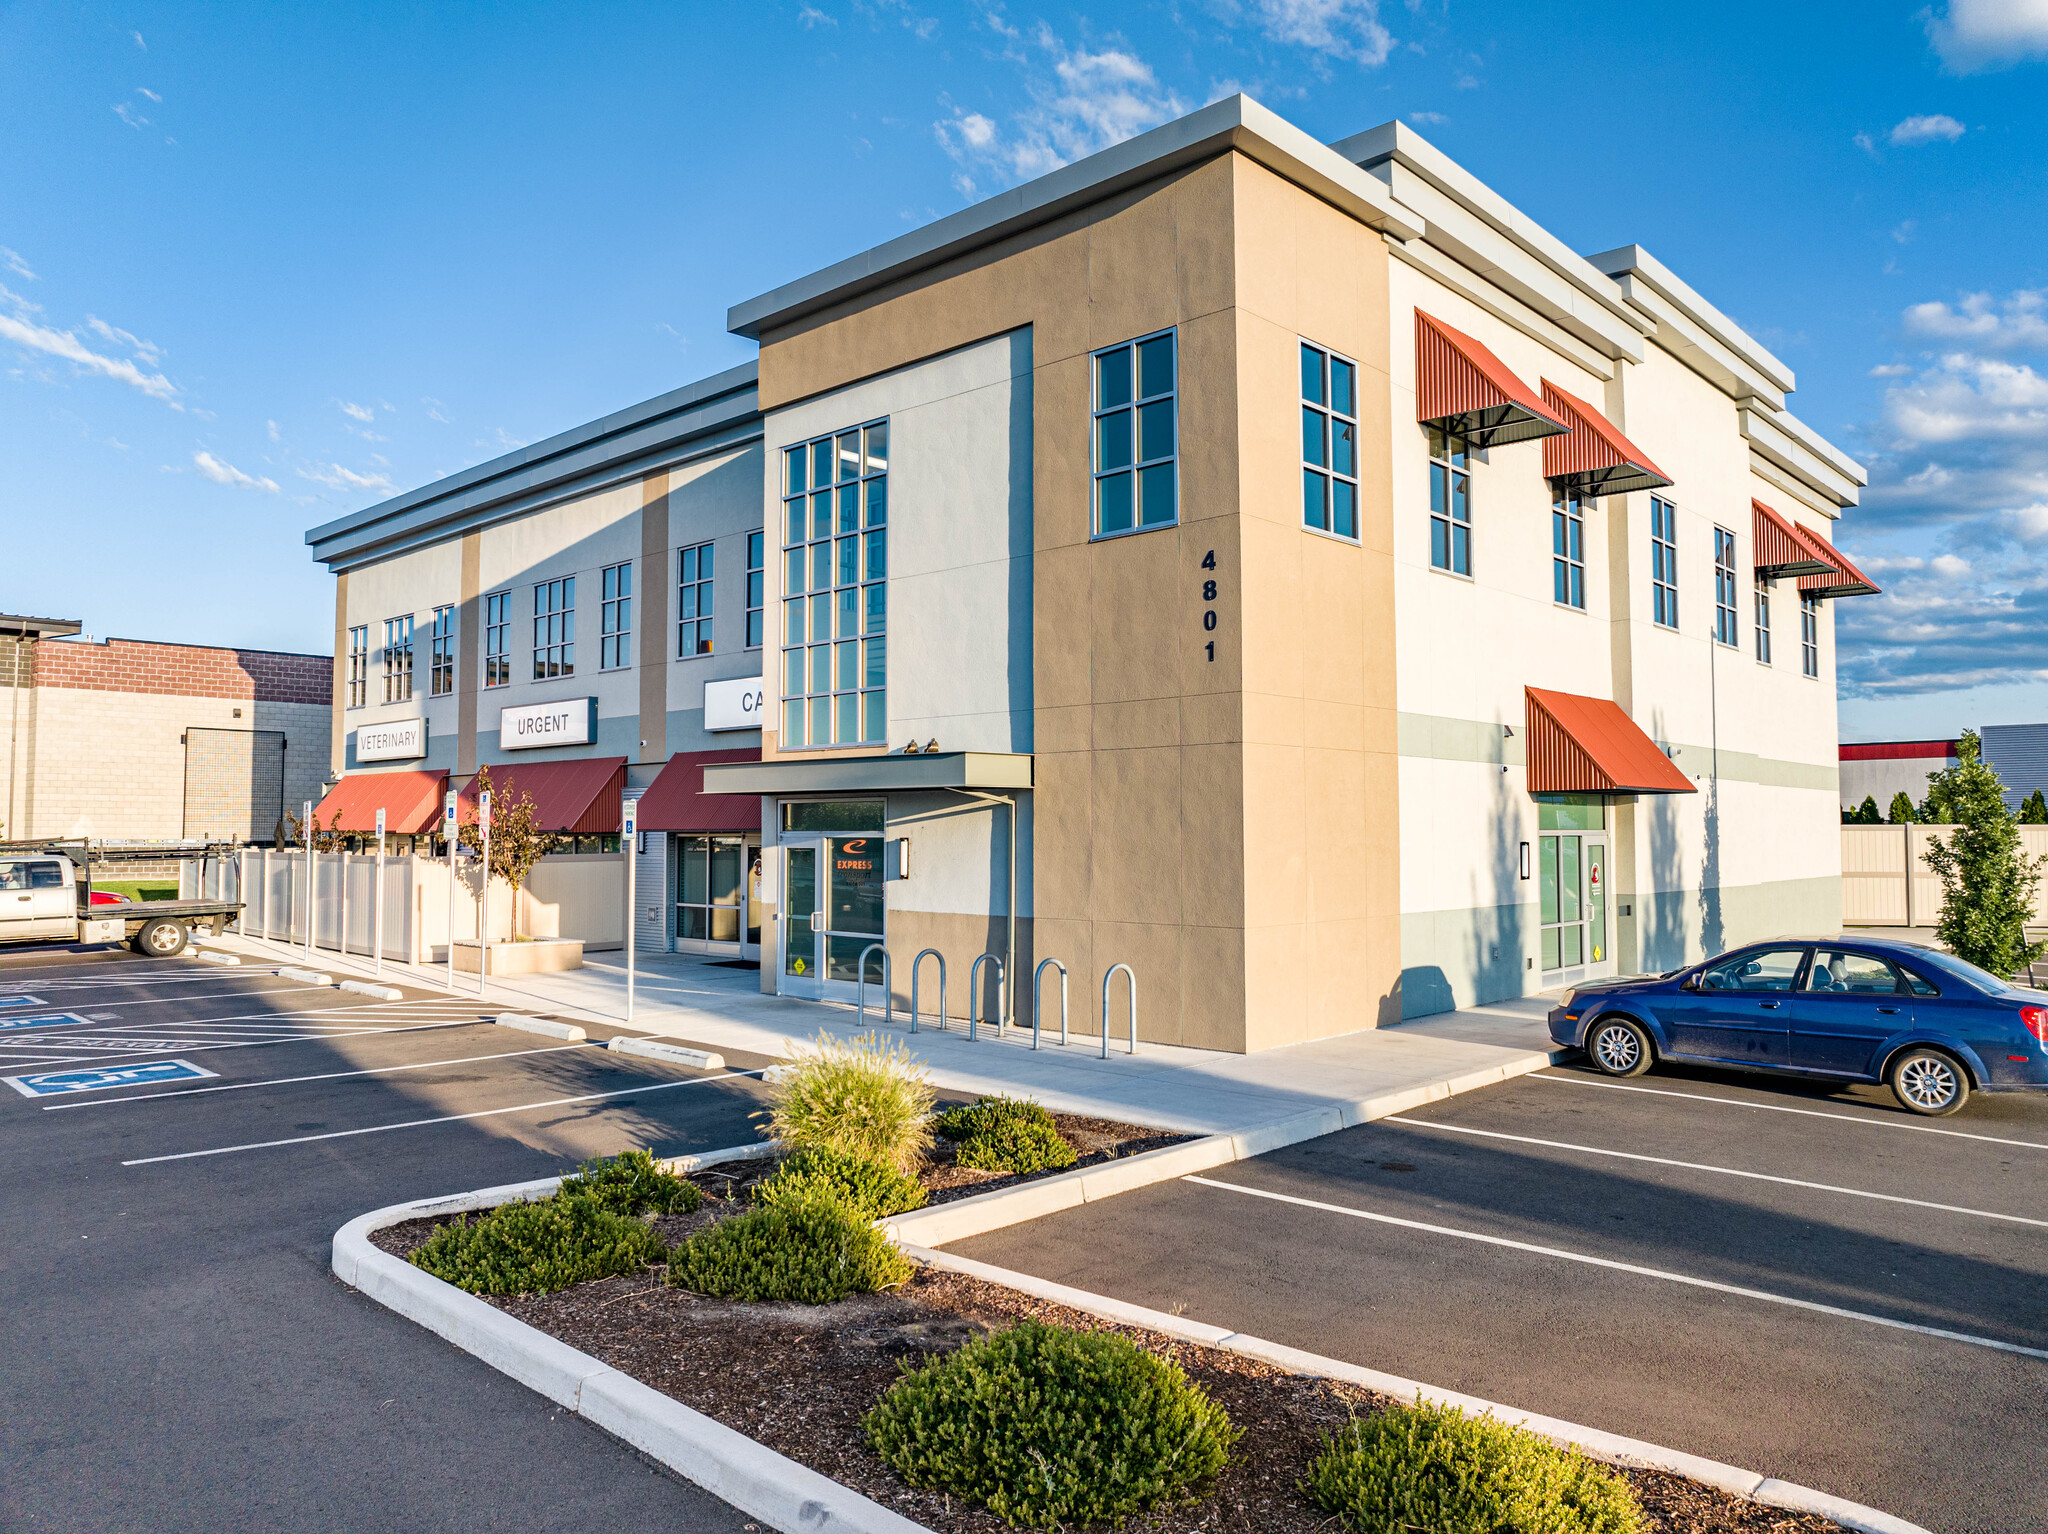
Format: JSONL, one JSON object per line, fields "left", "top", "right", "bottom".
{"left": 1548, "top": 936, "right": 2048, "bottom": 1116}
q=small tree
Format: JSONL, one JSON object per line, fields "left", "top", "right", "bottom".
{"left": 1920, "top": 731, "right": 2047, "bottom": 978}
{"left": 1887, "top": 791, "right": 1918, "bottom": 825}
{"left": 2021, "top": 789, "right": 2048, "bottom": 825}
{"left": 285, "top": 805, "right": 346, "bottom": 852}
{"left": 459, "top": 765, "right": 557, "bottom": 938}
{"left": 1851, "top": 794, "right": 1881, "bottom": 825}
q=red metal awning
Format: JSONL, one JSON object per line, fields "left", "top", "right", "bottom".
{"left": 1789, "top": 524, "right": 1881, "bottom": 600}
{"left": 1414, "top": 311, "right": 1571, "bottom": 448}
{"left": 313, "top": 770, "right": 448, "bottom": 834}
{"left": 1752, "top": 499, "right": 1834, "bottom": 578}
{"left": 458, "top": 756, "right": 628, "bottom": 834}
{"left": 1525, "top": 687, "right": 1695, "bottom": 796}
{"left": 1539, "top": 382, "right": 1674, "bottom": 498}
{"left": 634, "top": 749, "right": 765, "bottom": 832}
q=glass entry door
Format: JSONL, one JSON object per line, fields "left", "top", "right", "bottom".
{"left": 779, "top": 834, "right": 885, "bottom": 1001}
{"left": 1540, "top": 834, "right": 1608, "bottom": 978}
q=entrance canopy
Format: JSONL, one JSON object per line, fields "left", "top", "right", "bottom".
{"left": 701, "top": 750, "right": 1033, "bottom": 797}
{"left": 636, "top": 748, "right": 764, "bottom": 832}
{"left": 313, "top": 769, "right": 448, "bottom": 834}
{"left": 1414, "top": 311, "right": 1570, "bottom": 449}
{"left": 1540, "top": 382, "right": 1673, "bottom": 498}
{"left": 458, "top": 755, "right": 627, "bottom": 833}
{"left": 1525, "top": 687, "right": 1694, "bottom": 795}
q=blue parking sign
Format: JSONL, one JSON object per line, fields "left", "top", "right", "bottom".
{"left": 5, "top": 1060, "right": 219, "bottom": 1098}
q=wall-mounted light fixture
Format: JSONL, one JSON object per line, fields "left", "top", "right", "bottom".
{"left": 1518, "top": 841, "right": 1531, "bottom": 879}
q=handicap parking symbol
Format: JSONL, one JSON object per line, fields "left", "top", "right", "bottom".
{"left": 0, "top": 1011, "right": 93, "bottom": 1033}
{"left": 5, "top": 1060, "right": 219, "bottom": 1098}
{"left": 0, "top": 994, "right": 48, "bottom": 1008}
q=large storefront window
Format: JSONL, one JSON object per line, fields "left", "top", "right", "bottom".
{"left": 781, "top": 422, "right": 887, "bottom": 748}
{"left": 1538, "top": 796, "right": 1606, "bottom": 974}
{"left": 779, "top": 800, "right": 887, "bottom": 998}
{"left": 675, "top": 835, "right": 746, "bottom": 944}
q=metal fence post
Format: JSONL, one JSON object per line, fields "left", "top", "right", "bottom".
{"left": 909, "top": 948, "right": 946, "bottom": 1034}
{"left": 1101, "top": 962, "right": 1136, "bottom": 1058}
{"left": 1032, "top": 957, "right": 1067, "bottom": 1050}
{"left": 969, "top": 953, "right": 1004, "bottom": 1041}
{"left": 856, "top": 944, "right": 892, "bottom": 1030}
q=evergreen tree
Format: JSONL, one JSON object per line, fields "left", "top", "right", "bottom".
{"left": 2021, "top": 789, "right": 2048, "bottom": 825}
{"left": 1887, "top": 791, "right": 1917, "bottom": 825}
{"left": 1854, "top": 794, "right": 1882, "bottom": 825}
{"left": 1919, "top": 731, "right": 2047, "bottom": 977}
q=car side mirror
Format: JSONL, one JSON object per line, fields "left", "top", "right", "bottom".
{"left": 1680, "top": 974, "right": 1700, "bottom": 992}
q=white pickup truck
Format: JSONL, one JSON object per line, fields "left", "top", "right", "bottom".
{"left": 0, "top": 845, "right": 244, "bottom": 957}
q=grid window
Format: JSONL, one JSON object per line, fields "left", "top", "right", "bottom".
{"left": 1714, "top": 527, "right": 1739, "bottom": 646}
{"left": 678, "top": 543, "right": 714, "bottom": 656}
{"left": 1552, "top": 490, "right": 1587, "bottom": 609}
{"left": 1755, "top": 579, "right": 1773, "bottom": 665}
{"left": 533, "top": 577, "right": 575, "bottom": 680}
{"left": 600, "top": 562, "right": 632, "bottom": 670}
{"left": 1428, "top": 428, "right": 1472, "bottom": 575}
{"left": 429, "top": 605, "right": 455, "bottom": 696}
{"left": 382, "top": 615, "right": 414, "bottom": 704}
{"left": 780, "top": 421, "right": 886, "bottom": 747}
{"left": 1092, "top": 330, "right": 1177, "bottom": 536}
{"left": 1650, "top": 496, "right": 1678, "bottom": 629}
{"left": 745, "top": 531, "right": 765, "bottom": 649}
{"left": 483, "top": 592, "right": 510, "bottom": 688}
{"left": 1301, "top": 342, "right": 1359, "bottom": 540}
{"left": 1801, "top": 595, "right": 1820, "bottom": 679}
{"left": 346, "top": 626, "right": 367, "bottom": 708}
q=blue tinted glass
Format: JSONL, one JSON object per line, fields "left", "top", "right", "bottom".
{"left": 864, "top": 477, "right": 887, "bottom": 526}
{"left": 863, "top": 688, "right": 886, "bottom": 743}
{"left": 1139, "top": 462, "right": 1176, "bottom": 526}
{"left": 837, "top": 585, "right": 858, "bottom": 638}
{"left": 784, "top": 698, "right": 804, "bottom": 747}
{"left": 1139, "top": 399, "right": 1174, "bottom": 462}
{"left": 1332, "top": 418, "right": 1355, "bottom": 477}
{"left": 785, "top": 546, "right": 806, "bottom": 594}
{"left": 838, "top": 484, "right": 858, "bottom": 532}
{"left": 810, "top": 644, "right": 831, "bottom": 694}
{"left": 837, "top": 691, "right": 858, "bottom": 745}
{"left": 811, "top": 440, "right": 833, "bottom": 490}
{"left": 811, "top": 541, "right": 831, "bottom": 592}
{"left": 1302, "top": 406, "right": 1326, "bottom": 467}
{"left": 1098, "top": 409, "right": 1133, "bottom": 471}
{"left": 1138, "top": 333, "right": 1174, "bottom": 399}
{"left": 1431, "top": 518, "right": 1449, "bottom": 569}
{"left": 837, "top": 536, "right": 858, "bottom": 587}
{"left": 812, "top": 492, "right": 832, "bottom": 540}
{"left": 1098, "top": 471, "right": 1133, "bottom": 533}
{"left": 1301, "top": 344, "right": 1324, "bottom": 405}
{"left": 785, "top": 600, "right": 804, "bottom": 644}
{"left": 863, "top": 636, "right": 885, "bottom": 687}
{"left": 785, "top": 498, "right": 804, "bottom": 546}
{"left": 811, "top": 592, "right": 830, "bottom": 638}
{"left": 1333, "top": 480, "right": 1356, "bottom": 538}
{"left": 1451, "top": 472, "right": 1468, "bottom": 523}
{"left": 864, "top": 529, "right": 886, "bottom": 580}
{"left": 1452, "top": 523, "right": 1470, "bottom": 574}
{"left": 811, "top": 695, "right": 831, "bottom": 745}
{"left": 1331, "top": 358, "right": 1355, "bottom": 418}
{"left": 1555, "top": 561, "right": 1568, "bottom": 604}
{"left": 1430, "top": 462, "right": 1446, "bottom": 515}
{"left": 1096, "top": 346, "right": 1132, "bottom": 409}
{"left": 1303, "top": 469, "right": 1327, "bottom": 530}
{"left": 864, "top": 581, "right": 886, "bottom": 633}
{"left": 784, "top": 447, "right": 805, "bottom": 497}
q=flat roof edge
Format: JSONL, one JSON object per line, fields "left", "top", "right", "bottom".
{"left": 1585, "top": 245, "right": 1796, "bottom": 394}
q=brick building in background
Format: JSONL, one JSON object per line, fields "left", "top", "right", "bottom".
{"left": 2, "top": 614, "right": 331, "bottom": 844}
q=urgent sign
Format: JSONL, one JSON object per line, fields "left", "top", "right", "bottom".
{"left": 499, "top": 697, "right": 598, "bottom": 749}
{"left": 5, "top": 1059, "right": 219, "bottom": 1097}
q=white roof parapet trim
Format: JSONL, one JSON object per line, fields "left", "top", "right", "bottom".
{"left": 1741, "top": 404, "right": 1867, "bottom": 512}
{"left": 1587, "top": 246, "right": 1796, "bottom": 397}
{"left": 726, "top": 94, "right": 1425, "bottom": 342}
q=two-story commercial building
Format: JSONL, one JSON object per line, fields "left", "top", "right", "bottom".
{"left": 305, "top": 95, "right": 1874, "bottom": 1050}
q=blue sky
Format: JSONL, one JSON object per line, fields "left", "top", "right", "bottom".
{"left": 3, "top": 1, "right": 2045, "bottom": 741}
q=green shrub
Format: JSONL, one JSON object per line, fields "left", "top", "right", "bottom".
{"left": 761, "top": 1031, "right": 935, "bottom": 1174}
{"left": 557, "top": 1149, "right": 704, "bottom": 1216}
{"left": 669, "top": 1196, "right": 911, "bottom": 1303}
{"left": 753, "top": 1144, "right": 927, "bottom": 1220}
{"left": 1303, "top": 1401, "right": 1647, "bottom": 1534}
{"left": 409, "top": 1196, "right": 667, "bottom": 1296}
{"left": 865, "top": 1320, "right": 1238, "bottom": 1529}
{"left": 934, "top": 1095, "right": 1078, "bottom": 1175}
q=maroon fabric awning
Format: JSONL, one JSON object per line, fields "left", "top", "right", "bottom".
{"left": 634, "top": 749, "right": 764, "bottom": 832}
{"left": 458, "top": 756, "right": 627, "bottom": 834}
{"left": 1540, "top": 381, "right": 1673, "bottom": 497}
{"left": 1414, "top": 310, "right": 1570, "bottom": 448}
{"left": 313, "top": 770, "right": 448, "bottom": 834}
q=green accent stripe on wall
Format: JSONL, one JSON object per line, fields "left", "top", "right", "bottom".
{"left": 1397, "top": 711, "right": 1837, "bottom": 792}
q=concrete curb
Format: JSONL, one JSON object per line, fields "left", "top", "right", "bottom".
{"left": 190, "top": 949, "right": 241, "bottom": 965}
{"left": 495, "top": 1014, "right": 587, "bottom": 1041}
{"left": 276, "top": 966, "right": 333, "bottom": 985}
{"left": 333, "top": 1144, "right": 928, "bottom": 1534}
{"left": 339, "top": 979, "right": 404, "bottom": 1000}
{"left": 902, "top": 1244, "right": 1928, "bottom": 1534}
{"left": 609, "top": 1036, "right": 725, "bottom": 1070}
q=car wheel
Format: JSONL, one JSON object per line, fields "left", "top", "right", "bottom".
{"left": 1889, "top": 1047, "right": 1968, "bottom": 1116}
{"left": 136, "top": 917, "right": 189, "bottom": 958}
{"left": 1587, "top": 1016, "right": 1653, "bottom": 1077}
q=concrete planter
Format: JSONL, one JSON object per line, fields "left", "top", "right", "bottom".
{"left": 453, "top": 937, "right": 584, "bottom": 974}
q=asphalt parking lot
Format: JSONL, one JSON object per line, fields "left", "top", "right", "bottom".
{"left": 0, "top": 942, "right": 782, "bottom": 1534}
{"left": 953, "top": 1055, "right": 2048, "bottom": 1534}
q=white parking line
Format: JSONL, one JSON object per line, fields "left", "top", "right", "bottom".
{"left": 0, "top": 1018, "right": 486, "bottom": 1072}
{"left": 1183, "top": 1175, "right": 2048, "bottom": 1362}
{"left": 43, "top": 1043, "right": 599, "bottom": 1109}
{"left": 1383, "top": 1116, "right": 2048, "bottom": 1229}
{"left": 121, "top": 1068, "right": 765, "bottom": 1165}
{"left": 1533, "top": 1071, "right": 2048, "bottom": 1150}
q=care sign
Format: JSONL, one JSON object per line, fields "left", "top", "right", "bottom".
{"left": 500, "top": 697, "right": 598, "bottom": 749}
{"left": 5, "top": 1059, "right": 219, "bottom": 1097}
{"left": 356, "top": 717, "right": 427, "bottom": 762}
{"left": 703, "top": 676, "right": 766, "bottom": 732}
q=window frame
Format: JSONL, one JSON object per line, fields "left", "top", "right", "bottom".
{"left": 1427, "top": 427, "right": 1473, "bottom": 578}
{"left": 780, "top": 420, "right": 888, "bottom": 749}
{"left": 346, "top": 625, "right": 368, "bottom": 709}
{"left": 429, "top": 605, "right": 455, "bottom": 696}
{"left": 1754, "top": 575, "right": 1772, "bottom": 665}
{"left": 599, "top": 561, "right": 633, "bottom": 671}
{"left": 745, "top": 531, "right": 765, "bottom": 650}
{"left": 1300, "top": 339, "right": 1361, "bottom": 543}
{"left": 1713, "top": 526, "right": 1739, "bottom": 647}
{"left": 482, "top": 591, "right": 511, "bottom": 689}
{"left": 533, "top": 576, "right": 575, "bottom": 681}
{"left": 1090, "top": 328, "right": 1178, "bottom": 540}
{"left": 677, "top": 542, "right": 714, "bottom": 658}
{"left": 1552, "top": 488, "right": 1588, "bottom": 610}
{"left": 381, "top": 614, "right": 414, "bottom": 705}
{"left": 1650, "top": 495, "right": 1679, "bottom": 630}
{"left": 1801, "top": 593, "right": 1820, "bottom": 679}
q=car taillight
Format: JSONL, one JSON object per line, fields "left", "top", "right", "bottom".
{"left": 2019, "top": 1006, "right": 2048, "bottom": 1047}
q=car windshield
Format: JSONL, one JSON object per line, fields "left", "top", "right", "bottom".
{"left": 1897, "top": 947, "right": 2019, "bottom": 996}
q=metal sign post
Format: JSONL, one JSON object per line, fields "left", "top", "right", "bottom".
{"left": 622, "top": 796, "right": 637, "bottom": 1025}
{"left": 302, "top": 799, "right": 314, "bottom": 956}
{"left": 478, "top": 790, "right": 492, "bottom": 998}
{"left": 443, "top": 790, "right": 458, "bottom": 992}
{"left": 373, "top": 807, "right": 386, "bottom": 980}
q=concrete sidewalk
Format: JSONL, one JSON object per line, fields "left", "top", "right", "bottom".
{"left": 207, "top": 930, "right": 1564, "bottom": 1137}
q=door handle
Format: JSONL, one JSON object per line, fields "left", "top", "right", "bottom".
{"left": 1757, "top": 1001, "right": 1780, "bottom": 1009}
{"left": 1877, "top": 1007, "right": 1900, "bottom": 1015}
{"left": 809, "top": 910, "right": 824, "bottom": 932}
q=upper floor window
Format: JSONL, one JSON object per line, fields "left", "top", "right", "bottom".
{"left": 745, "top": 532, "right": 765, "bottom": 649}
{"left": 1552, "top": 490, "right": 1587, "bottom": 609}
{"left": 429, "top": 605, "right": 455, "bottom": 696}
{"left": 382, "top": 615, "right": 413, "bottom": 704}
{"left": 1801, "top": 594, "right": 1820, "bottom": 678}
{"left": 781, "top": 421, "right": 887, "bottom": 748}
{"left": 1755, "top": 578, "right": 1772, "bottom": 665}
{"left": 1093, "top": 330, "right": 1176, "bottom": 536}
{"left": 346, "top": 626, "right": 367, "bottom": 708}
{"left": 600, "top": 562, "right": 632, "bottom": 670}
{"left": 1713, "top": 527, "right": 1739, "bottom": 646}
{"left": 534, "top": 577, "right": 574, "bottom": 680}
{"left": 1428, "top": 428, "right": 1471, "bottom": 576}
{"left": 483, "top": 591, "right": 510, "bottom": 688}
{"left": 1650, "top": 496, "right": 1678, "bottom": 629}
{"left": 679, "top": 543, "right": 714, "bottom": 656}
{"left": 1301, "top": 342, "right": 1359, "bottom": 540}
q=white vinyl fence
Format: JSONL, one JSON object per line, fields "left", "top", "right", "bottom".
{"left": 1842, "top": 824, "right": 2048, "bottom": 928}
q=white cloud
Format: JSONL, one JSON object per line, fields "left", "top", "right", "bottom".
{"left": 296, "top": 462, "right": 397, "bottom": 494}
{"left": 339, "top": 400, "right": 374, "bottom": 422}
{"left": 84, "top": 314, "right": 163, "bottom": 364}
{"left": 0, "top": 247, "right": 35, "bottom": 281}
{"left": 113, "top": 101, "right": 151, "bottom": 130}
{"left": 1902, "top": 288, "right": 2048, "bottom": 350}
{"left": 1246, "top": 0, "right": 1393, "bottom": 66}
{"left": 798, "top": 4, "right": 837, "bottom": 25}
{"left": 137, "top": 87, "right": 161, "bottom": 103}
{"left": 1884, "top": 353, "right": 2048, "bottom": 446}
{"left": 422, "top": 397, "right": 450, "bottom": 423}
{"left": 1409, "top": 110, "right": 1448, "bottom": 125}
{"left": 0, "top": 294, "right": 177, "bottom": 402}
{"left": 1853, "top": 130, "right": 1879, "bottom": 157}
{"left": 266, "top": 419, "right": 280, "bottom": 440}
{"left": 1927, "top": 0, "right": 2048, "bottom": 70}
{"left": 1892, "top": 219, "right": 1917, "bottom": 244}
{"left": 1931, "top": 552, "right": 1973, "bottom": 577}
{"left": 193, "top": 451, "right": 279, "bottom": 492}
{"left": 1889, "top": 113, "right": 1966, "bottom": 145}
{"left": 1870, "top": 362, "right": 1914, "bottom": 377}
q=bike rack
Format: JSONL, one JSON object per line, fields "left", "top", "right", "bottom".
{"left": 1033, "top": 956, "right": 1068, "bottom": 1050}
{"left": 909, "top": 948, "right": 946, "bottom": 1034}
{"left": 1101, "top": 962, "right": 1137, "bottom": 1058}
{"left": 969, "top": 952, "right": 1005, "bottom": 1041}
{"left": 856, "top": 943, "right": 892, "bottom": 1031}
